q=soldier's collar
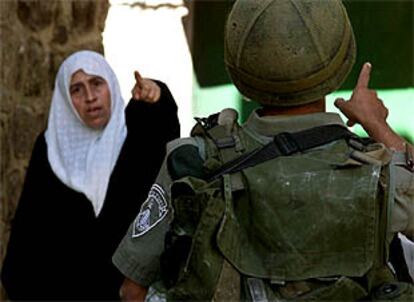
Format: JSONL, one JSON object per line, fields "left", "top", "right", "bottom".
{"left": 243, "top": 111, "right": 345, "bottom": 144}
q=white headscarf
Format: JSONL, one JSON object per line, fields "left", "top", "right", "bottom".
{"left": 45, "top": 50, "right": 127, "bottom": 216}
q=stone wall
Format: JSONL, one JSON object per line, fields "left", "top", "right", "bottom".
{"left": 0, "top": 0, "right": 109, "bottom": 299}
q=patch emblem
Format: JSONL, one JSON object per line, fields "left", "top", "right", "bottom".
{"left": 132, "top": 184, "right": 168, "bottom": 238}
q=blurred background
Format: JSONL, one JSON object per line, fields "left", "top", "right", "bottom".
{"left": 1, "top": 0, "right": 413, "bottom": 299}
{"left": 104, "top": 0, "right": 414, "bottom": 139}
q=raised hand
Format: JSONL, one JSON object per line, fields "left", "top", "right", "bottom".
{"left": 334, "top": 63, "right": 388, "bottom": 128}
{"left": 335, "top": 62, "right": 408, "bottom": 152}
{"left": 131, "top": 71, "right": 161, "bottom": 103}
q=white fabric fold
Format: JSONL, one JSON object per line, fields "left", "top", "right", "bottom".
{"left": 45, "top": 50, "right": 127, "bottom": 216}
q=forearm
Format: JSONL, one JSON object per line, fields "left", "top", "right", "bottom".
{"left": 364, "top": 121, "right": 408, "bottom": 152}
{"left": 365, "top": 121, "right": 414, "bottom": 173}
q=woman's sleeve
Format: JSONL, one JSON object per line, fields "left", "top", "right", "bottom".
{"left": 123, "top": 80, "right": 181, "bottom": 188}
{"left": 125, "top": 80, "right": 180, "bottom": 143}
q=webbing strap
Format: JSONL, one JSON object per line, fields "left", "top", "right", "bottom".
{"left": 208, "top": 124, "right": 355, "bottom": 181}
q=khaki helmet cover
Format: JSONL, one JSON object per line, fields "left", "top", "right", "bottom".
{"left": 224, "top": 0, "right": 356, "bottom": 106}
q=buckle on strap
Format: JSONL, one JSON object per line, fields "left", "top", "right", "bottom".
{"left": 215, "top": 136, "right": 236, "bottom": 149}
{"left": 273, "top": 132, "right": 300, "bottom": 155}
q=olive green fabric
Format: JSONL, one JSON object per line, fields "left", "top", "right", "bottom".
{"left": 224, "top": 0, "right": 356, "bottom": 106}
{"left": 167, "top": 145, "right": 206, "bottom": 180}
{"left": 370, "top": 282, "right": 414, "bottom": 301}
{"left": 162, "top": 117, "right": 401, "bottom": 301}
{"left": 217, "top": 140, "right": 382, "bottom": 280}
{"left": 112, "top": 139, "right": 205, "bottom": 287}
{"left": 112, "top": 111, "right": 413, "bottom": 301}
{"left": 165, "top": 177, "right": 226, "bottom": 301}
{"left": 212, "top": 259, "right": 241, "bottom": 301}
{"left": 241, "top": 276, "right": 368, "bottom": 301}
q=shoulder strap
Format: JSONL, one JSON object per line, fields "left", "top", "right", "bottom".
{"left": 192, "top": 109, "right": 244, "bottom": 164}
{"left": 209, "top": 124, "right": 357, "bottom": 181}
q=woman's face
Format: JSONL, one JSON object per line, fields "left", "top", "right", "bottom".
{"left": 70, "top": 70, "right": 111, "bottom": 129}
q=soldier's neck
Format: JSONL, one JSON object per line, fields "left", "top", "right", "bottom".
{"left": 260, "top": 98, "right": 326, "bottom": 116}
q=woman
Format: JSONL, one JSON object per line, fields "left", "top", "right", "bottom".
{"left": 1, "top": 50, "right": 180, "bottom": 300}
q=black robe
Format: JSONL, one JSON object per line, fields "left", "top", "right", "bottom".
{"left": 1, "top": 81, "right": 180, "bottom": 301}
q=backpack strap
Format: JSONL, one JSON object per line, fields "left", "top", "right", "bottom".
{"left": 208, "top": 124, "right": 358, "bottom": 181}
{"left": 191, "top": 109, "right": 247, "bottom": 192}
{"left": 192, "top": 108, "right": 245, "bottom": 164}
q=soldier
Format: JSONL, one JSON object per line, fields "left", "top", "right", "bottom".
{"left": 113, "top": 0, "right": 413, "bottom": 301}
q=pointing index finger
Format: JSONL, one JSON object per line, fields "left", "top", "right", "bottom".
{"left": 134, "top": 70, "right": 143, "bottom": 88}
{"left": 356, "top": 62, "right": 372, "bottom": 89}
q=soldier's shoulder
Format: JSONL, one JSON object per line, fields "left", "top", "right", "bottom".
{"left": 166, "top": 137, "right": 207, "bottom": 181}
{"left": 167, "top": 137, "right": 198, "bottom": 152}
{"left": 166, "top": 137, "right": 206, "bottom": 158}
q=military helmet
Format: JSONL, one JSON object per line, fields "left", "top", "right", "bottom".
{"left": 224, "top": 0, "right": 356, "bottom": 106}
